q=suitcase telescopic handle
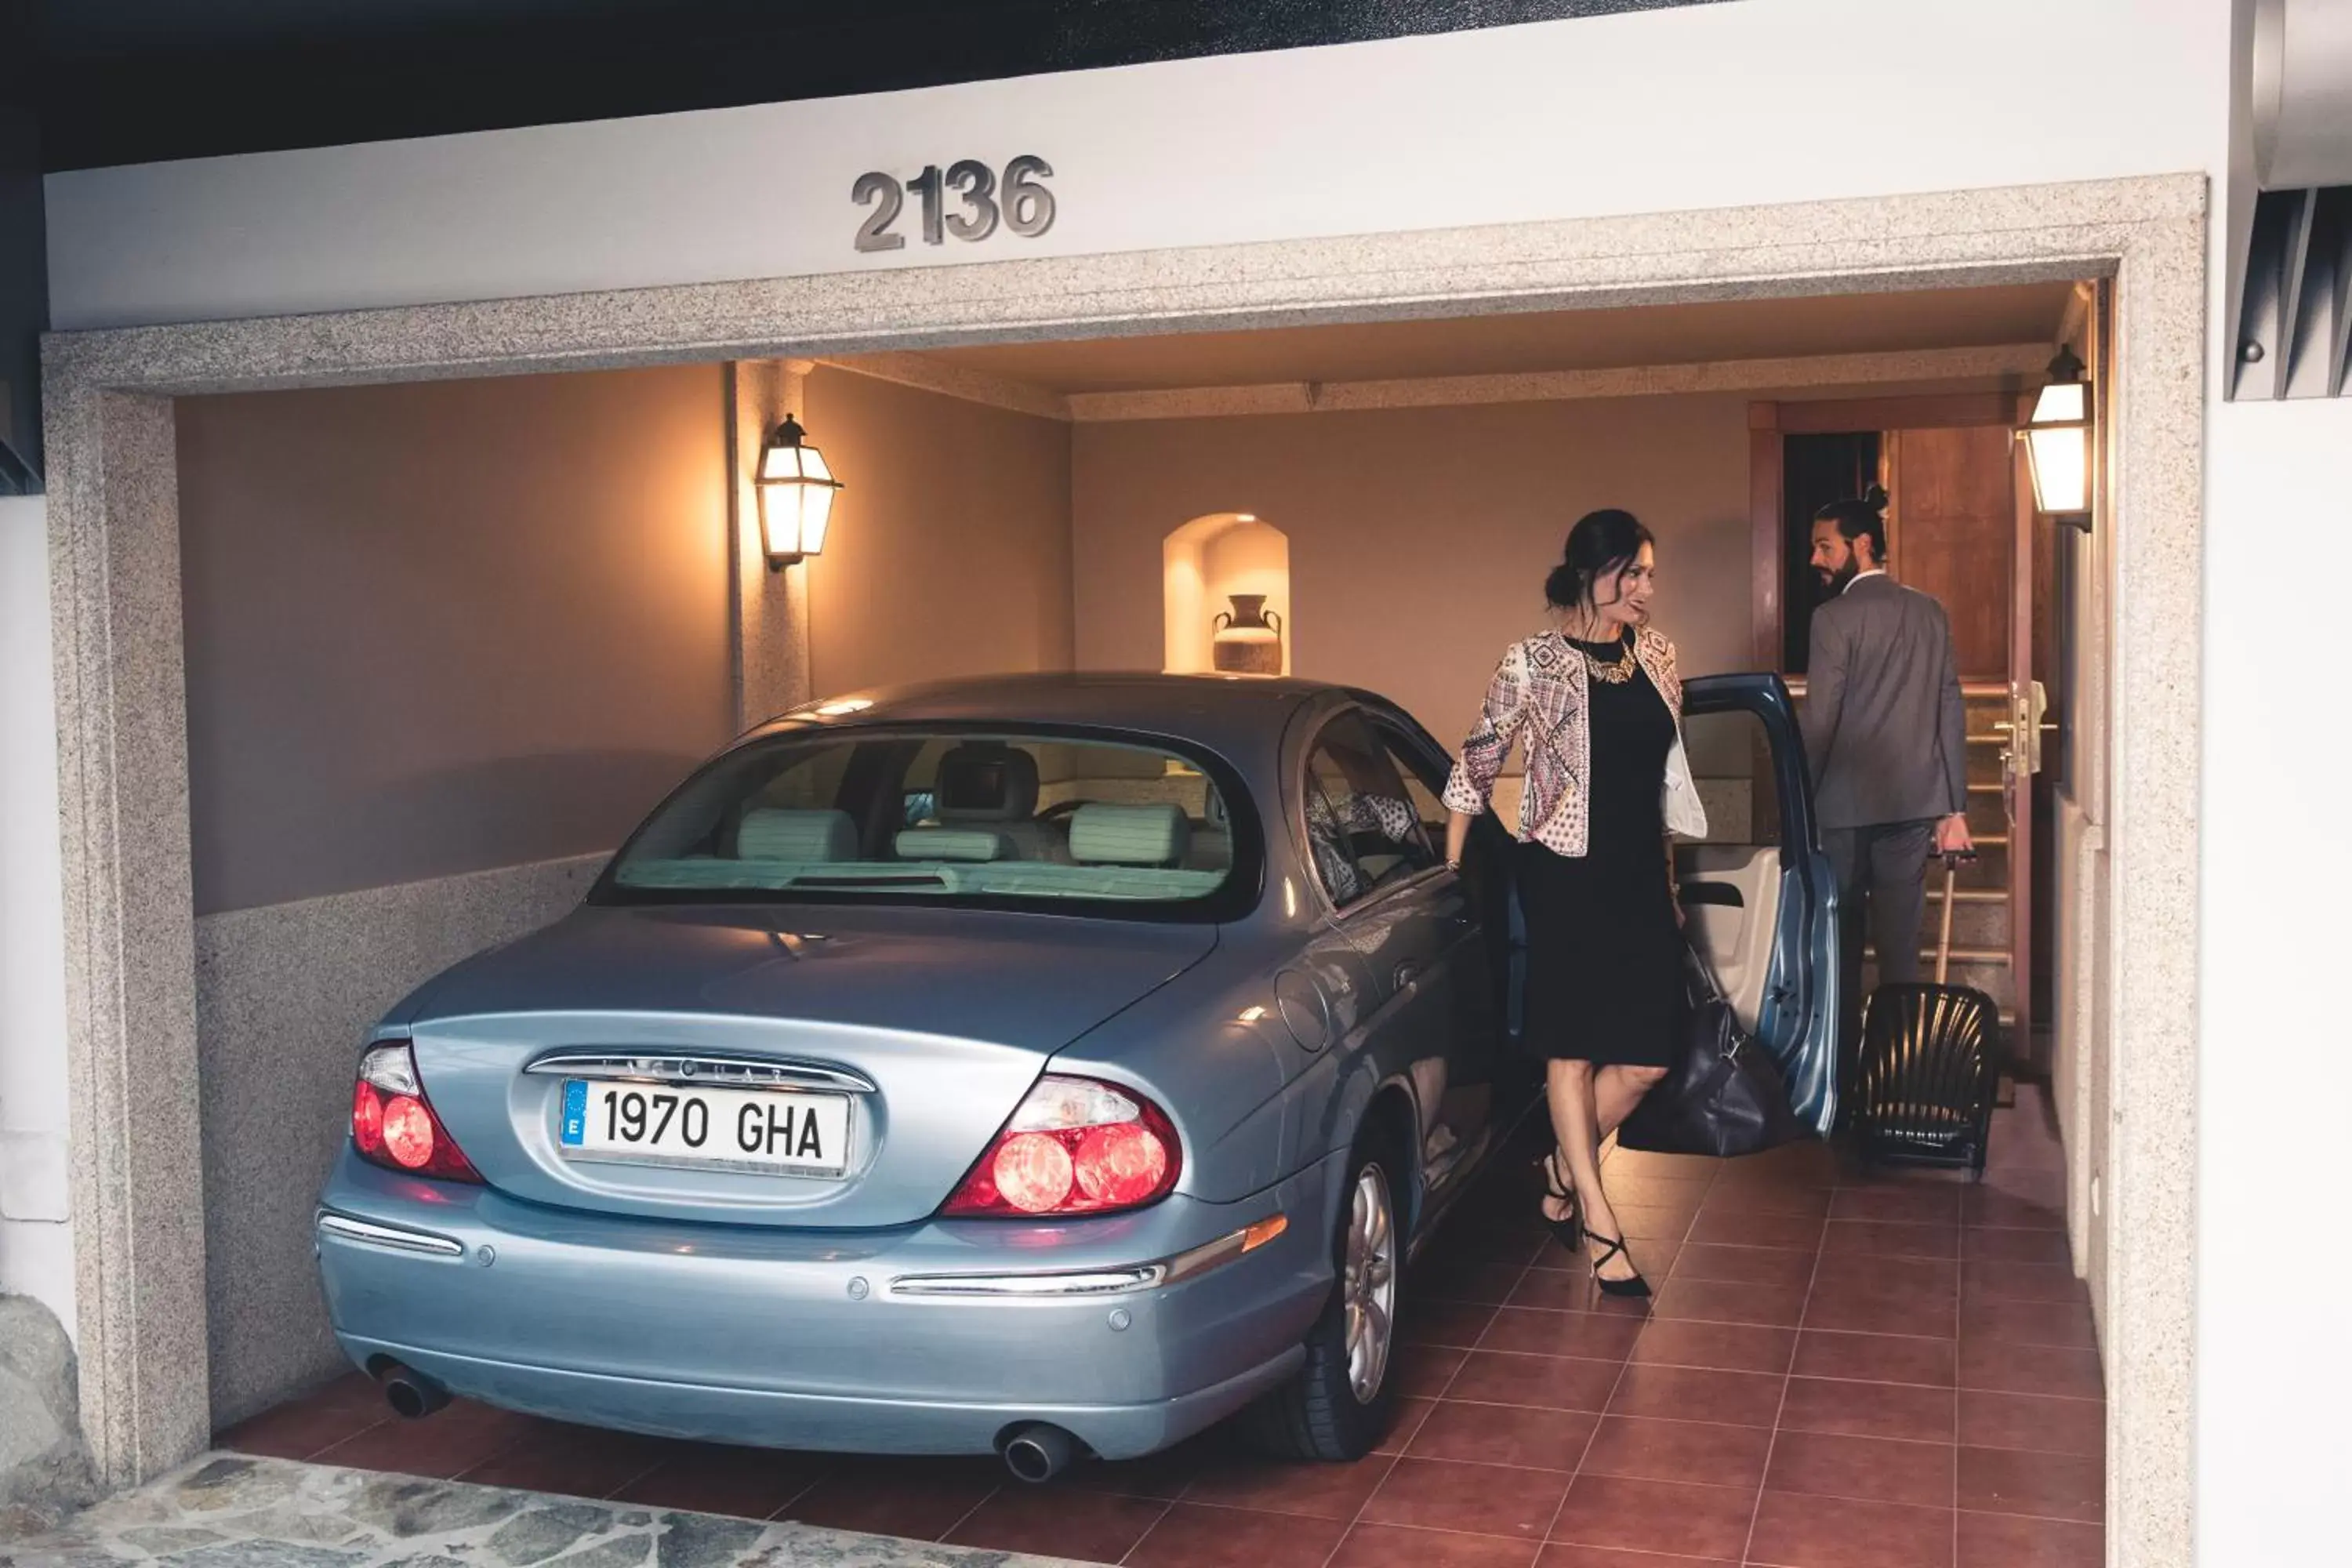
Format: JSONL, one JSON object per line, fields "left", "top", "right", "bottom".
{"left": 1934, "top": 849, "right": 1976, "bottom": 984}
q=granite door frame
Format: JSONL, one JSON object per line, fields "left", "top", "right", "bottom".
{"left": 42, "top": 173, "right": 2205, "bottom": 1566}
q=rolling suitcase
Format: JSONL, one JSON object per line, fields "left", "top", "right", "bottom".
{"left": 1849, "top": 851, "right": 2003, "bottom": 1176}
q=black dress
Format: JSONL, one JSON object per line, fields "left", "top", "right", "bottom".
{"left": 1517, "top": 631, "right": 1684, "bottom": 1067}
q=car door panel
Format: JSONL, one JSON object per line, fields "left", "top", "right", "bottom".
{"left": 1679, "top": 674, "right": 1838, "bottom": 1133}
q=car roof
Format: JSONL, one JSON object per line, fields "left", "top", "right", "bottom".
{"left": 742, "top": 671, "right": 1374, "bottom": 757}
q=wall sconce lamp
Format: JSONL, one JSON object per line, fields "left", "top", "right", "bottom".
{"left": 2020, "top": 346, "right": 2093, "bottom": 532}
{"left": 755, "top": 414, "right": 844, "bottom": 569}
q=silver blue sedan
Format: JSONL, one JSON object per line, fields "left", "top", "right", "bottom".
{"left": 314, "top": 673, "right": 1835, "bottom": 1480}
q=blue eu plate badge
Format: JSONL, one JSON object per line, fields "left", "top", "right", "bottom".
{"left": 561, "top": 1080, "right": 588, "bottom": 1146}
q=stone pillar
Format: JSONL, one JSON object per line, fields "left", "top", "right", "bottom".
{"left": 728, "top": 359, "right": 815, "bottom": 730}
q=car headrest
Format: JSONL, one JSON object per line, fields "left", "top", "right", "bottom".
{"left": 894, "top": 826, "right": 1010, "bottom": 863}
{"left": 936, "top": 745, "right": 1040, "bottom": 823}
{"left": 1069, "top": 802, "right": 1192, "bottom": 866}
{"left": 737, "top": 808, "right": 856, "bottom": 862}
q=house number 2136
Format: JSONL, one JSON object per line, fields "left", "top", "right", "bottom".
{"left": 852, "top": 156, "right": 1056, "bottom": 252}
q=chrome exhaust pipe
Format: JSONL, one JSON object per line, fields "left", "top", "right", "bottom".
{"left": 997, "top": 1422, "right": 1078, "bottom": 1483}
{"left": 378, "top": 1363, "right": 450, "bottom": 1420}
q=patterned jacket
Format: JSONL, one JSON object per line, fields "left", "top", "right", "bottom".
{"left": 1441, "top": 624, "right": 1708, "bottom": 856}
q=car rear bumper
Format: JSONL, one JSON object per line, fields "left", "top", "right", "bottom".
{"left": 315, "top": 1148, "right": 1341, "bottom": 1459}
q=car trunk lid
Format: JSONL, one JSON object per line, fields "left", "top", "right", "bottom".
{"left": 398, "top": 904, "right": 1215, "bottom": 1228}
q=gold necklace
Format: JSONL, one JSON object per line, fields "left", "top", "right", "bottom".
{"left": 1560, "top": 623, "right": 1637, "bottom": 684}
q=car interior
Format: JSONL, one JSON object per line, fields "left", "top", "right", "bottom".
{"left": 612, "top": 734, "right": 1238, "bottom": 902}
{"left": 1673, "top": 708, "right": 1788, "bottom": 1034}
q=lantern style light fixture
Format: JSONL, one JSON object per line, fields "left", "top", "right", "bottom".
{"left": 2020, "top": 346, "right": 2093, "bottom": 530}
{"left": 755, "top": 414, "right": 844, "bottom": 569}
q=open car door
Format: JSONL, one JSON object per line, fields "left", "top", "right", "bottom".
{"left": 1678, "top": 674, "right": 1839, "bottom": 1133}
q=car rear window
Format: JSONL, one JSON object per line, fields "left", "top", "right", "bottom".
{"left": 598, "top": 728, "right": 1251, "bottom": 916}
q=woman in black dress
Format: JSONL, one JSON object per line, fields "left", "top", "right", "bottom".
{"left": 1441, "top": 510, "right": 1708, "bottom": 1295}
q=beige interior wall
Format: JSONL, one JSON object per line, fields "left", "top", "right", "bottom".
{"left": 802, "top": 367, "right": 1074, "bottom": 699}
{"left": 176, "top": 365, "right": 734, "bottom": 914}
{"left": 1073, "top": 395, "right": 1755, "bottom": 750}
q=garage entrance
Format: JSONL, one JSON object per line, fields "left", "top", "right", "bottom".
{"left": 40, "top": 177, "right": 2200, "bottom": 1564}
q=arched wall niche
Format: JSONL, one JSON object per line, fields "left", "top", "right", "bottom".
{"left": 1163, "top": 512, "right": 1292, "bottom": 677}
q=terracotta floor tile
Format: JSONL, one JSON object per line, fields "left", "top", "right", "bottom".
{"left": 1579, "top": 1416, "right": 1773, "bottom": 1490}
{"left": 1072, "top": 1435, "right": 1218, "bottom": 1501}
{"left": 1481, "top": 1308, "right": 1650, "bottom": 1361}
{"left": 1777, "top": 1377, "right": 1955, "bottom": 1443}
{"left": 1181, "top": 1451, "right": 1397, "bottom": 1521}
{"left": 1958, "top": 1446, "right": 2104, "bottom": 1522}
{"left": 1671, "top": 1243, "right": 1817, "bottom": 1290}
{"left": 779, "top": 1456, "right": 1001, "bottom": 1539}
{"left": 1407, "top": 1298, "right": 1504, "bottom": 1350}
{"left": 944, "top": 1485, "right": 1167, "bottom": 1560}
{"left": 1536, "top": 1548, "right": 1734, "bottom": 1568}
{"left": 1955, "top": 1337, "right": 2104, "bottom": 1399}
{"left": 1527, "top": 1238, "right": 1679, "bottom": 1284}
{"left": 1955, "top": 1509, "right": 2106, "bottom": 1567}
{"left": 1651, "top": 1278, "right": 1809, "bottom": 1329}
{"left": 1960, "top": 1300, "right": 2098, "bottom": 1350}
{"left": 1957, "top": 1392, "right": 2106, "bottom": 1459}
{"left": 1791, "top": 1330, "right": 1957, "bottom": 1388}
{"left": 1604, "top": 1363, "right": 1784, "bottom": 1428}
{"left": 1334, "top": 1522, "right": 1545, "bottom": 1567}
{"left": 1809, "top": 1253, "right": 1960, "bottom": 1295}
{"left": 1960, "top": 1227, "right": 2073, "bottom": 1265}
{"left": 216, "top": 1389, "right": 389, "bottom": 1464}
{"left": 606, "top": 1440, "right": 830, "bottom": 1518}
{"left": 1548, "top": 1475, "right": 1757, "bottom": 1560}
{"left": 1960, "top": 1260, "right": 2089, "bottom": 1305}
{"left": 1697, "top": 1184, "right": 1833, "bottom": 1219}
{"left": 1428, "top": 1232, "right": 1551, "bottom": 1274}
{"left": 455, "top": 1419, "right": 681, "bottom": 1500}
{"left": 1764, "top": 1430, "right": 1955, "bottom": 1509}
{"left": 1746, "top": 1490, "right": 1954, "bottom": 1568}
{"left": 309, "top": 1399, "right": 538, "bottom": 1483}
{"left": 1446, "top": 1351, "right": 1627, "bottom": 1413}
{"left": 1393, "top": 1344, "right": 1472, "bottom": 1398}
{"left": 1819, "top": 1219, "right": 1960, "bottom": 1260}
{"left": 1828, "top": 1188, "right": 1961, "bottom": 1227}
{"left": 1511, "top": 1265, "right": 1665, "bottom": 1316}
{"left": 1800, "top": 1285, "right": 1956, "bottom": 1338}
{"left": 1684, "top": 1211, "right": 1824, "bottom": 1250}
{"left": 1375, "top": 1397, "right": 1439, "bottom": 1456}
{"left": 1629, "top": 1319, "right": 1796, "bottom": 1376}
{"left": 1958, "top": 1190, "right": 2065, "bottom": 1232}
{"left": 1428, "top": 1261, "right": 1541, "bottom": 1305}
{"left": 1361, "top": 1456, "right": 1573, "bottom": 1539}
{"left": 1407, "top": 1401, "right": 1597, "bottom": 1471}
{"left": 1123, "top": 1500, "right": 1349, "bottom": 1567}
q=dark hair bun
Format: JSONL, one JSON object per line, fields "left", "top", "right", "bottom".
{"left": 1545, "top": 508, "right": 1657, "bottom": 612}
{"left": 1861, "top": 482, "right": 1889, "bottom": 510}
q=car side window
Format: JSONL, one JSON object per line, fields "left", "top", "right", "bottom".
{"left": 1303, "top": 713, "right": 1438, "bottom": 907}
{"left": 1373, "top": 728, "right": 1451, "bottom": 848}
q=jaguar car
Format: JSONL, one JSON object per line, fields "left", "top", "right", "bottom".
{"left": 314, "top": 673, "right": 1835, "bottom": 1480}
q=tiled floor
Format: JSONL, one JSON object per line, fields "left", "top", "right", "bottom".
{"left": 223, "top": 1091, "right": 2102, "bottom": 1568}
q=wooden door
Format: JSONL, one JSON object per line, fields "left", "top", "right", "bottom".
{"left": 1884, "top": 426, "right": 2016, "bottom": 681}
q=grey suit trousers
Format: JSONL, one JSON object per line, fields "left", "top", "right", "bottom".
{"left": 1824, "top": 820, "right": 1937, "bottom": 1103}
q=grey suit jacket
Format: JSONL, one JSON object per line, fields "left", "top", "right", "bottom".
{"left": 1801, "top": 573, "right": 1969, "bottom": 830}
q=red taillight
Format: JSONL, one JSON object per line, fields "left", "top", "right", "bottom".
{"left": 350, "top": 1042, "right": 481, "bottom": 1184}
{"left": 942, "top": 1075, "right": 1181, "bottom": 1218}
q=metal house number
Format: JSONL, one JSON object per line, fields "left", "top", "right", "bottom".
{"left": 852, "top": 156, "right": 1056, "bottom": 252}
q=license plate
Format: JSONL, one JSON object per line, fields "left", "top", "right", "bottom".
{"left": 559, "top": 1080, "right": 851, "bottom": 1177}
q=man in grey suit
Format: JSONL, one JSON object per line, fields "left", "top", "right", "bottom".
{"left": 1801, "top": 491, "right": 1973, "bottom": 1091}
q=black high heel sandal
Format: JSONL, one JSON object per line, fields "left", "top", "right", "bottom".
{"left": 1537, "top": 1152, "right": 1582, "bottom": 1253}
{"left": 1583, "top": 1230, "right": 1652, "bottom": 1299}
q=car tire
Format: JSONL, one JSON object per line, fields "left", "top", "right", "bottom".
{"left": 1250, "top": 1133, "right": 1404, "bottom": 1461}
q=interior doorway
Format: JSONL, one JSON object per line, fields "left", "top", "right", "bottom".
{"left": 1748, "top": 360, "right": 2094, "bottom": 1083}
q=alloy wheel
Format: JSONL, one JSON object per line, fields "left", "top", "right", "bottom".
{"left": 1341, "top": 1162, "right": 1397, "bottom": 1404}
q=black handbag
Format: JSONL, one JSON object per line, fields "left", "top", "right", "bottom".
{"left": 1615, "top": 946, "right": 1807, "bottom": 1159}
